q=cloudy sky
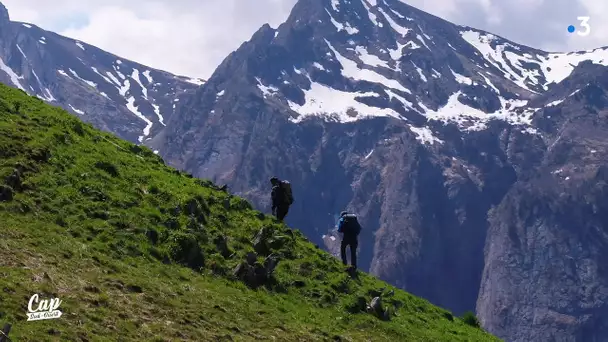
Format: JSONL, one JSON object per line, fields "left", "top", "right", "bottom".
{"left": 3, "top": 0, "right": 607, "bottom": 78}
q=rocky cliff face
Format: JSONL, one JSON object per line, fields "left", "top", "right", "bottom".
{"left": 0, "top": 1, "right": 203, "bottom": 143}
{"left": 477, "top": 65, "right": 608, "bottom": 341}
{"left": 149, "top": 0, "right": 608, "bottom": 341}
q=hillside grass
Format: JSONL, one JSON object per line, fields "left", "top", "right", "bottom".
{"left": 0, "top": 84, "right": 500, "bottom": 341}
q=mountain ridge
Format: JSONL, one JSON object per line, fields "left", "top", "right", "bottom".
{"left": 0, "top": 1, "right": 204, "bottom": 144}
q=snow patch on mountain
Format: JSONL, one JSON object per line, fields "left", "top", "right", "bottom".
{"left": 256, "top": 78, "right": 280, "bottom": 98}
{"left": 421, "top": 92, "right": 534, "bottom": 131}
{"left": 385, "top": 88, "right": 413, "bottom": 108}
{"left": 287, "top": 75, "right": 403, "bottom": 123}
{"left": 537, "top": 48, "right": 608, "bottom": 85}
{"left": 479, "top": 73, "right": 500, "bottom": 93}
{"left": 69, "top": 104, "right": 84, "bottom": 114}
{"left": 118, "top": 79, "right": 130, "bottom": 96}
{"left": 313, "top": 62, "right": 326, "bottom": 70}
{"left": 69, "top": 68, "right": 97, "bottom": 89}
{"left": 91, "top": 67, "right": 113, "bottom": 85}
{"left": 125, "top": 96, "right": 153, "bottom": 142}
{"left": 143, "top": 70, "right": 153, "bottom": 84}
{"left": 16, "top": 45, "right": 27, "bottom": 60}
{"left": 113, "top": 65, "right": 126, "bottom": 80}
{"left": 460, "top": 30, "right": 539, "bottom": 93}
{"left": 0, "top": 57, "right": 25, "bottom": 91}
{"left": 354, "top": 46, "right": 390, "bottom": 69}
{"left": 377, "top": 7, "right": 409, "bottom": 36}
{"left": 546, "top": 99, "right": 564, "bottom": 107}
{"left": 152, "top": 103, "right": 165, "bottom": 126}
{"left": 330, "top": 0, "right": 339, "bottom": 11}
{"left": 460, "top": 29, "right": 608, "bottom": 93}
{"left": 450, "top": 68, "right": 473, "bottom": 85}
{"left": 131, "top": 69, "right": 148, "bottom": 99}
{"left": 412, "top": 62, "right": 427, "bottom": 82}
{"left": 183, "top": 77, "right": 205, "bottom": 85}
{"left": 326, "top": 39, "right": 411, "bottom": 94}
{"left": 326, "top": 9, "right": 358, "bottom": 34}
{"left": 105, "top": 71, "right": 121, "bottom": 86}
{"left": 409, "top": 126, "right": 443, "bottom": 145}
{"left": 415, "top": 34, "right": 431, "bottom": 50}
{"left": 360, "top": 0, "right": 380, "bottom": 27}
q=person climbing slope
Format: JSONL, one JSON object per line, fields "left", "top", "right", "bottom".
{"left": 337, "top": 211, "right": 361, "bottom": 270}
{"left": 270, "top": 177, "right": 294, "bottom": 222}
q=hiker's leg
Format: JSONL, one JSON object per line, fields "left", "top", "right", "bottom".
{"left": 277, "top": 206, "right": 289, "bottom": 221}
{"left": 283, "top": 206, "right": 289, "bottom": 219}
{"left": 350, "top": 240, "right": 358, "bottom": 269}
{"left": 340, "top": 240, "right": 348, "bottom": 265}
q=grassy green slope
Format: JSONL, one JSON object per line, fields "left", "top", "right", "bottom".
{"left": 0, "top": 84, "right": 499, "bottom": 341}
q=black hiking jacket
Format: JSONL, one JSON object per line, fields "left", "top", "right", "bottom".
{"left": 271, "top": 185, "right": 285, "bottom": 208}
{"left": 338, "top": 214, "right": 360, "bottom": 241}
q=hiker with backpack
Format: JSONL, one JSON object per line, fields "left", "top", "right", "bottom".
{"left": 337, "top": 211, "right": 361, "bottom": 270}
{"left": 270, "top": 177, "right": 294, "bottom": 222}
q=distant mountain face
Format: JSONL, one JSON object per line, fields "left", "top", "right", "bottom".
{"left": 0, "top": 2, "right": 203, "bottom": 144}
{"left": 148, "top": 0, "right": 608, "bottom": 341}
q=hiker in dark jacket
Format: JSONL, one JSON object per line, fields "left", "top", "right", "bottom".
{"left": 270, "top": 177, "right": 293, "bottom": 222}
{"left": 337, "top": 211, "right": 361, "bottom": 269}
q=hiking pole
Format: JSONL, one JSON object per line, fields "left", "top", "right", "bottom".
{"left": 0, "top": 323, "right": 12, "bottom": 342}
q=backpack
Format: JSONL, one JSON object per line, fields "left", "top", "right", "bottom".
{"left": 342, "top": 214, "right": 361, "bottom": 236}
{"left": 280, "top": 180, "right": 294, "bottom": 205}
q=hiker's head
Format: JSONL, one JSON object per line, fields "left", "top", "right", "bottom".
{"left": 340, "top": 211, "right": 348, "bottom": 217}
{"left": 270, "top": 177, "right": 279, "bottom": 185}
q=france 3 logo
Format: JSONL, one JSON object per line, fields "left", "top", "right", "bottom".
{"left": 567, "top": 17, "right": 590, "bottom": 36}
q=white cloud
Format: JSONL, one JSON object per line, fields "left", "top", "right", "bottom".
{"left": 405, "top": 0, "right": 604, "bottom": 53}
{"left": 2, "top": 0, "right": 295, "bottom": 78}
{"left": 2, "top": 0, "right": 607, "bottom": 78}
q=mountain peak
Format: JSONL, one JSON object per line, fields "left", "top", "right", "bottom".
{"left": 0, "top": 2, "right": 9, "bottom": 23}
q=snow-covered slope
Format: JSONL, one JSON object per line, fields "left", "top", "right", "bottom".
{"left": 458, "top": 29, "right": 608, "bottom": 92}
{"left": 0, "top": 2, "right": 204, "bottom": 143}
{"left": 181, "top": 0, "right": 608, "bottom": 139}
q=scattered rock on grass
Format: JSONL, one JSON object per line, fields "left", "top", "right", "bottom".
{"left": 0, "top": 185, "right": 13, "bottom": 201}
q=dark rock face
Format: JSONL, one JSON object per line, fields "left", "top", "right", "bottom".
{"left": 478, "top": 69, "right": 608, "bottom": 341}
{"left": 0, "top": 2, "right": 9, "bottom": 25}
{"left": 0, "top": 2, "right": 203, "bottom": 145}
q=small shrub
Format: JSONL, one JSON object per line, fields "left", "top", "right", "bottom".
{"left": 73, "top": 121, "right": 85, "bottom": 136}
{"left": 230, "top": 197, "right": 252, "bottom": 211}
{"left": 206, "top": 253, "right": 227, "bottom": 276}
{"left": 166, "top": 230, "right": 205, "bottom": 270}
{"left": 94, "top": 161, "right": 119, "bottom": 177}
{"left": 461, "top": 311, "right": 480, "bottom": 328}
{"left": 344, "top": 296, "right": 367, "bottom": 313}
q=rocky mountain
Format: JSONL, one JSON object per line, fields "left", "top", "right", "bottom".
{"left": 0, "top": 2, "right": 203, "bottom": 144}
{"left": 147, "top": 0, "right": 608, "bottom": 341}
